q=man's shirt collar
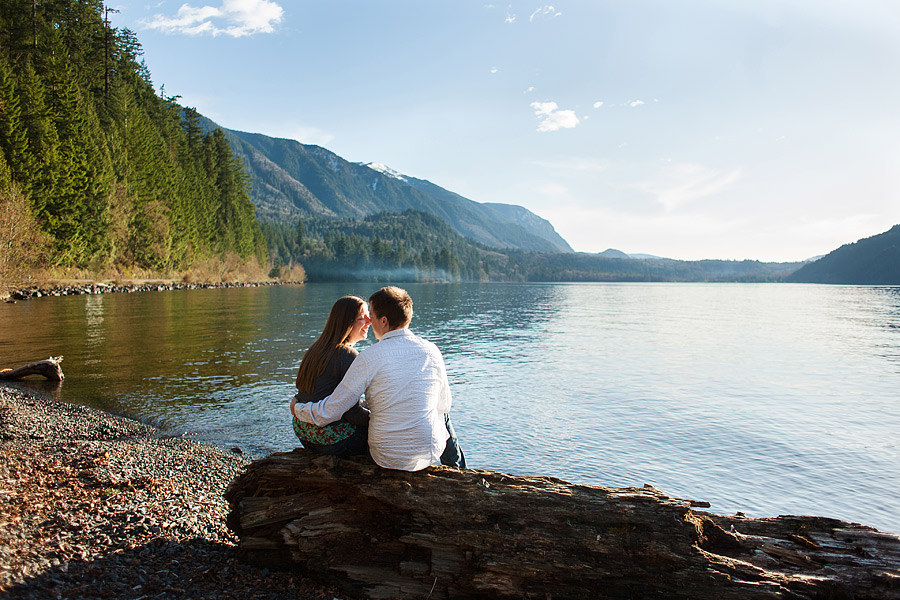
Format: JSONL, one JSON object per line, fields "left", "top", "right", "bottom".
{"left": 380, "top": 328, "right": 411, "bottom": 341}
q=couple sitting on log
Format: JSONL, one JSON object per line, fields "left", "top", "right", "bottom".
{"left": 289, "top": 286, "right": 465, "bottom": 471}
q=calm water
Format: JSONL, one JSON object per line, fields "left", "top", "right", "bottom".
{"left": 1, "top": 282, "right": 899, "bottom": 534}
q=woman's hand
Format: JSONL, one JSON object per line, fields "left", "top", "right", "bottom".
{"left": 290, "top": 395, "right": 297, "bottom": 418}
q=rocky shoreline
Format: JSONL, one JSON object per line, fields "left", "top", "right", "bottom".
{"left": 4, "top": 280, "right": 296, "bottom": 302}
{"left": 0, "top": 386, "right": 348, "bottom": 600}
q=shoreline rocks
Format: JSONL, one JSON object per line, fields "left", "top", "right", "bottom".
{"left": 0, "top": 386, "right": 347, "bottom": 600}
{"left": 5, "top": 280, "right": 299, "bottom": 302}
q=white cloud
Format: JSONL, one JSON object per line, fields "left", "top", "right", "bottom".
{"left": 631, "top": 163, "right": 743, "bottom": 212}
{"left": 491, "top": 67, "right": 499, "bottom": 74}
{"left": 628, "top": 100, "right": 645, "bottom": 107}
{"left": 529, "top": 5, "right": 562, "bottom": 22}
{"left": 593, "top": 101, "right": 604, "bottom": 108}
{"left": 505, "top": 5, "right": 516, "bottom": 23}
{"left": 143, "top": 0, "right": 284, "bottom": 37}
{"left": 531, "top": 101, "right": 556, "bottom": 115}
{"left": 530, "top": 101, "right": 580, "bottom": 132}
{"left": 524, "top": 86, "right": 536, "bottom": 94}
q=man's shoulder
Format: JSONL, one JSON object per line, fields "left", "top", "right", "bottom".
{"left": 405, "top": 330, "right": 444, "bottom": 358}
{"left": 366, "top": 329, "right": 441, "bottom": 356}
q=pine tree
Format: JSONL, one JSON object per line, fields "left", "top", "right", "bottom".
{"left": 0, "top": 57, "right": 32, "bottom": 196}
{"left": 17, "top": 60, "right": 61, "bottom": 213}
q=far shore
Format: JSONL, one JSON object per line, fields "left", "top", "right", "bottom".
{"left": 0, "top": 386, "right": 345, "bottom": 600}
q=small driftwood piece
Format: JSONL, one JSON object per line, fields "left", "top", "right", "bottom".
{"left": 0, "top": 356, "right": 64, "bottom": 381}
{"left": 225, "top": 449, "right": 900, "bottom": 599}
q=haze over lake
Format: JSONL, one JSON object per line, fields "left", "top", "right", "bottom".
{"left": 2, "top": 282, "right": 898, "bottom": 534}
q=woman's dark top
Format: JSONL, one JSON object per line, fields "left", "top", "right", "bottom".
{"left": 293, "top": 346, "right": 369, "bottom": 445}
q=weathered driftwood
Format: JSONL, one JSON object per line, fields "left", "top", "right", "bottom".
{"left": 225, "top": 449, "right": 900, "bottom": 599}
{"left": 0, "top": 356, "right": 64, "bottom": 381}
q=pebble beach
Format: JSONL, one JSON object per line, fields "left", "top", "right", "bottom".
{"left": 0, "top": 386, "right": 349, "bottom": 600}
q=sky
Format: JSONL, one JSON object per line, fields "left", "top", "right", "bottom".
{"left": 109, "top": 1, "right": 900, "bottom": 261}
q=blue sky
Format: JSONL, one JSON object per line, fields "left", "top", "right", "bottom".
{"left": 110, "top": 1, "right": 900, "bottom": 261}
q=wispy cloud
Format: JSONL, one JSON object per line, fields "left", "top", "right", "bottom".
{"left": 143, "top": 0, "right": 284, "bottom": 37}
{"left": 530, "top": 5, "right": 562, "bottom": 22}
{"left": 628, "top": 100, "right": 645, "bottom": 107}
{"left": 632, "top": 163, "right": 743, "bottom": 212}
{"left": 505, "top": 5, "right": 516, "bottom": 23}
{"left": 593, "top": 101, "right": 604, "bottom": 108}
{"left": 524, "top": 86, "right": 536, "bottom": 94}
{"left": 491, "top": 67, "right": 499, "bottom": 74}
{"left": 531, "top": 101, "right": 579, "bottom": 132}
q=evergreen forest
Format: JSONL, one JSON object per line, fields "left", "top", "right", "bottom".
{"left": 0, "top": 0, "right": 265, "bottom": 283}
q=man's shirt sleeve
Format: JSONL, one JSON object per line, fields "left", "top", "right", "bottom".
{"left": 436, "top": 350, "right": 452, "bottom": 415}
{"left": 293, "top": 354, "right": 369, "bottom": 426}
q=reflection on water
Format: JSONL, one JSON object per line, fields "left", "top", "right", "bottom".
{"left": 1, "top": 282, "right": 899, "bottom": 534}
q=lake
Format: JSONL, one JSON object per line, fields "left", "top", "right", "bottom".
{"left": 1, "top": 282, "right": 898, "bottom": 534}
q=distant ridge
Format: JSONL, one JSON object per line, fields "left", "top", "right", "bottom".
{"left": 595, "top": 249, "right": 668, "bottom": 260}
{"left": 597, "top": 248, "right": 630, "bottom": 259}
{"left": 786, "top": 224, "right": 900, "bottom": 284}
{"left": 198, "top": 118, "right": 572, "bottom": 253}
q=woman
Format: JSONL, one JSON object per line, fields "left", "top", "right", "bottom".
{"left": 289, "top": 295, "right": 371, "bottom": 457}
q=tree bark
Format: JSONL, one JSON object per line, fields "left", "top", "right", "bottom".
{"left": 0, "top": 356, "right": 64, "bottom": 381}
{"left": 225, "top": 449, "right": 900, "bottom": 599}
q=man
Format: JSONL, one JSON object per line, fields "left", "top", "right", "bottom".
{"left": 292, "top": 286, "right": 465, "bottom": 471}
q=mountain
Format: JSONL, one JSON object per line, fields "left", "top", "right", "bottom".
{"left": 786, "top": 225, "right": 900, "bottom": 284}
{"left": 198, "top": 118, "right": 572, "bottom": 253}
{"left": 628, "top": 253, "right": 667, "bottom": 260}
{"left": 595, "top": 249, "right": 670, "bottom": 260}
{"left": 597, "top": 248, "right": 630, "bottom": 259}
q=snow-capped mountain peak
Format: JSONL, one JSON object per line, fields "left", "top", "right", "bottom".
{"left": 363, "top": 162, "right": 408, "bottom": 182}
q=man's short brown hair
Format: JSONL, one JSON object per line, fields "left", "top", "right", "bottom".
{"left": 369, "top": 286, "right": 413, "bottom": 330}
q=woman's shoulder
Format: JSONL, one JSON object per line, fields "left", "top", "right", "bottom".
{"left": 332, "top": 345, "right": 358, "bottom": 371}
{"left": 337, "top": 345, "right": 360, "bottom": 358}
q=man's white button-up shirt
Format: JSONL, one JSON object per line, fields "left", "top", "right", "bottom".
{"left": 293, "top": 328, "right": 452, "bottom": 471}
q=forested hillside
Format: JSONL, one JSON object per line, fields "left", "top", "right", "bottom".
{"left": 0, "top": 1, "right": 265, "bottom": 281}
{"left": 787, "top": 225, "right": 900, "bottom": 284}
{"left": 262, "top": 210, "right": 522, "bottom": 282}
{"left": 263, "top": 210, "right": 802, "bottom": 283}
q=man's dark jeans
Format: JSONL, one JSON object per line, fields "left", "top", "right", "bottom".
{"left": 440, "top": 413, "right": 466, "bottom": 468}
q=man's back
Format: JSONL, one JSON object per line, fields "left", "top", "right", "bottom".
{"left": 358, "top": 329, "right": 451, "bottom": 470}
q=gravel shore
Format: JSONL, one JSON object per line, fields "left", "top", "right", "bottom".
{"left": 0, "top": 386, "right": 349, "bottom": 600}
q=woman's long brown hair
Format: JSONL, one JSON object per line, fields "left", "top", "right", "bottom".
{"left": 295, "top": 296, "right": 365, "bottom": 393}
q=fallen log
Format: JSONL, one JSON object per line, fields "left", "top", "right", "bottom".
{"left": 0, "top": 356, "right": 64, "bottom": 381}
{"left": 225, "top": 449, "right": 900, "bottom": 599}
